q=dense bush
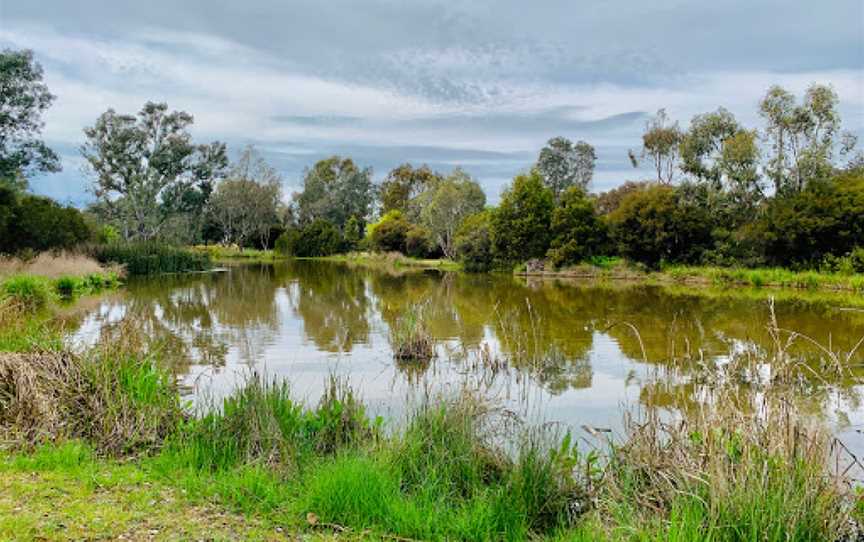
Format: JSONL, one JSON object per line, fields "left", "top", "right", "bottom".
{"left": 90, "top": 243, "right": 212, "bottom": 275}
{"left": 274, "top": 219, "right": 342, "bottom": 257}
{"left": 368, "top": 211, "right": 411, "bottom": 253}
{"left": 753, "top": 174, "right": 864, "bottom": 267}
{"left": 0, "top": 190, "right": 92, "bottom": 254}
{"left": 491, "top": 171, "right": 554, "bottom": 264}
{"left": 546, "top": 187, "right": 608, "bottom": 268}
{"left": 454, "top": 210, "right": 494, "bottom": 272}
{"left": 607, "top": 184, "right": 713, "bottom": 267}
{"left": 403, "top": 225, "right": 434, "bottom": 258}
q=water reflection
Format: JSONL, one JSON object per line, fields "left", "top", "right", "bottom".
{"left": 67, "top": 261, "right": 864, "bottom": 435}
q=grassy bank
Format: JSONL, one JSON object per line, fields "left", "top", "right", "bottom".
{"left": 520, "top": 258, "right": 864, "bottom": 293}
{"left": 309, "top": 251, "right": 461, "bottom": 272}
{"left": 0, "top": 322, "right": 860, "bottom": 541}
{"left": 191, "top": 245, "right": 285, "bottom": 264}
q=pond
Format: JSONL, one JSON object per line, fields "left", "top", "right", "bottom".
{"left": 68, "top": 260, "right": 864, "bottom": 446}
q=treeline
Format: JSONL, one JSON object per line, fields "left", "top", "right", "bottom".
{"left": 2, "top": 47, "right": 862, "bottom": 273}
{"left": 275, "top": 84, "right": 863, "bottom": 273}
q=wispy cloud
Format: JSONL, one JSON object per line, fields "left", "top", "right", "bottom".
{"left": 0, "top": 0, "right": 861, "bottom": 205}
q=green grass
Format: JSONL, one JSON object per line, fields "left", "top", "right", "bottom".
{"left": 524, "top": 259, "right": 864, "bottom": 294}
{"left": 310, "top": 251, "right": 462, "bottom": 272}
{"left": 0, "top": 316, "right": 856, "bottom": 541}
{"left": 191, "top": 245, "right": 284, "bottom": 263}
{"left": 91, "top": 242, "right": 212, "bottom": 275}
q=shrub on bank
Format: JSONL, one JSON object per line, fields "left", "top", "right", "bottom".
{"left": 274, "top": 220, "right": 342, "bottom": 257}
{"left": 90, "top": 242, "right": 212, "bottom": 275}
{"left": 455, "top": 210, "right": 494, "bottom": 273}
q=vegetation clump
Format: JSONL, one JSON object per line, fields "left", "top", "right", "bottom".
{"left": 90, "top": 242, "right": 211, "bottom": 275}
{"left": 390, "top": 305, "right": 435, "bottom": 362}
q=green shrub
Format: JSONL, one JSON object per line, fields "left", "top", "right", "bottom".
{"left": 404, "top": 224, "right": 435, "bottom": 258}
{"left": 54, "top": 276, "right": 82, "bottom": 299}
{"left": 275, "top": 220, "right": 342, "bottom": 257}
{"left": 491, "top": 171, "right": 554, "bottom": 264}
{"left": 546, "top": 186, "right": 608, "bottom": 268}
{"left": 607, "top": 183, "right": 713, "bottom": 268}
{"left": 0, "top": 194, "right": 92, "bottom": 254}
{"left": 368, "top": 210, "right": 411, "bottom": 253}
{"left": 1, "top": 275, "right": 52, "bottom": 310}
{"left": 754, "top": 173, "right": 864, "bottom": 267}
{"left": 455, "top": 210, "right": 494, "bottom": 272}
{"left": 90, "top": 242, "right": 211, "bottom": 275}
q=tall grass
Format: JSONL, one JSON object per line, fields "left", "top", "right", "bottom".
{"left": 0, "top": 326, "right": 182, "bottom": 455}
{"left": 0, "top": 252, "right": 113, "bottom": 280}
{"left": 90, "top": 242, "right": 212, "bottom": 275}
{"left": 390, "top": 304, "right": 435, "bottom": 361}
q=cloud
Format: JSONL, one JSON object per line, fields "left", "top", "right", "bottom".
{"left": 0, "top": 0, "right": 861, "bottom": 205}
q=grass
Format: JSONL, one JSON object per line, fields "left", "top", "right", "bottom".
{"left": 0, "top": 252, "right": 115, "bottom": 280}
{"left": 0, "top": 441, "right": 338, "bottom": 542}
{"left": 311, "top": 251, "right": 462, "bottom": 272}
{"left": 0, "top": 307, "right": 861, "bottom": 540}
{"left": 190, "top": 245, "right": 284, "bottom": 263}
{"left": 523, "top": 258, "right": 864, "bottom": 293}
{"left": 390, "top": 304, "right": 435, "bottom": 361}
{"left": 90, "top": 242, "right": 212, "bottom": 275}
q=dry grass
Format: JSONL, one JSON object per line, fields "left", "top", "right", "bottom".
{"left": 0, "top": 325, "right": 182, "bottom": 455}
{"left": 0, "top": 252, "right": 119, "bottom": 280}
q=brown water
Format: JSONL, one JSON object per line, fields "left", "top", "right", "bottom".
{"left": 68, "top": 260, "right": 864, "bottom": 443}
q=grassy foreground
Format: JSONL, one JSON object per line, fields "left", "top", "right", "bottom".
{"left": 0, "top": 311, "right": 861, "bottom": 541}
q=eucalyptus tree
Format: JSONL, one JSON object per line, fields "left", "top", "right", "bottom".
{"left": 632, "top": 109, "right": 682, "bottom": 184}
{"left": 0, "top": 49, "right": 61, "bottom": 187}
{"left": 295, "top": 156, "right": 373, "bottom": 229}
{"left": 81, "top": 101, "right": 227, "bottom": 241}
{"left": 419, "top": 168, "right": 486, "bottom": 259}
{"left": 379, "top": 163, "right": 443, "bottom": 220}
{"left": 679, "top": 107, "right": 761, "bottom": 196}
{"left": 536, "top": 136, "right": 596, "bottom": 199}
{"left": 759, "top": 84, "right": 850, "bottom": 193}
{"left": 209, "top": 145, "right": 283, "bottom": 248}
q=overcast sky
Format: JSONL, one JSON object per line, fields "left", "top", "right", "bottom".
{"left": 1, "top": 0, "right": 862, "bottom": 206}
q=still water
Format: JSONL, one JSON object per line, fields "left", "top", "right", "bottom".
{"left": 68, "top": 261, "right": 864, "bottom": 442}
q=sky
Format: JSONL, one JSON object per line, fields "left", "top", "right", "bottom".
{"left": 1, "top": 0, "right": 863, "bottom": 206}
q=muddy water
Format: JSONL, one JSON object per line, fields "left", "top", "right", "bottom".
{"left": 67, "top": 261, "right": 864, "bottom": 447}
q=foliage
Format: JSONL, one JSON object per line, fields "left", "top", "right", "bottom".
{"left": 753, "top": 173, "right": 864, "bottom": 266}
{"left": 491, "top": 171, "right": 555, "bottom": 264}
{"left": 275, "top": 220, "right": 342, "bottom": 257}
{"left": 81, "top": 101, "right": 228, "bottom": 241}
{"left": 0, "top": 49, "right": 61, "bottom": 180}
{"left": 607, "top": 183, "right": 713, "bottom": 267}
{"left": 368, "top": 210, "right": 412, "bottom": 253}
{"left": 679, "top": 107, "right": 762, "bottom": 199}
{"left": 209, "top": 146, "right": 283, "bottom": 248}
{"left": 454, "top": 210, "right": 494, "bottom": 272}
{"left": 546, "top": 187, "right": 608, "bottom": 268}
{"left": 1, "top": 275, "right": 52, "bottom": 310}
{"left": 90, "top": 242, "right": 212, "bottom": 275}
{"left": 0, "top": 192, "right": 92, "bottom": 254}
{"left": 418, "top": 169, "right": 486, "bottom": 259}
{"left": 294, "top": 156, "right": 373, "bottom": 229}
{"left": 633, "top": 109, "right": 681, "bottom": 184}
{"left": 379, "top": 163, "right": 442, "bottom": 220}
{"left": 536, "top": 136, "right": 597, "bottom": 198}
{"left": 759, "top": 84, "right": 849, "bottom": 194}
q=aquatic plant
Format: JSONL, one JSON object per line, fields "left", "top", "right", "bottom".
{"left": 390, "top": 304, "right": 435, "bottom": 362}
